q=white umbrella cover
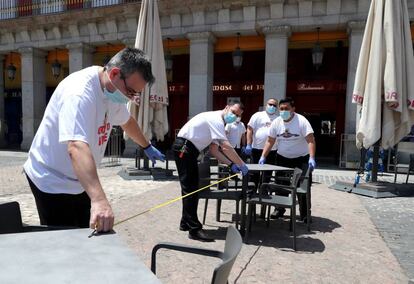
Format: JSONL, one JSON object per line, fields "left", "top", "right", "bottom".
{"left": 128, "top": 0, "right": 169, "bottom": 142}
{"left": 353, "top": 0, "right": 414, "bottom": 149}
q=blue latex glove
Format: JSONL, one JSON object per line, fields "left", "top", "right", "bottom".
{"left": 258, "top": 156, "right": 266, "bottom": 165}
{"left": 308, "top": 157, "right": 316, "bottom": 170}
{"left": 230, "top": 163, "right": 239, "bottom": 174}
{"left": 243, "top": 144, "right": 252, "bottom": 155}
{"left": 240, "top": 163, "right": 249, "bottom": 176}
{"left": 143, "top": 144, "right": 166, "bottom": 166}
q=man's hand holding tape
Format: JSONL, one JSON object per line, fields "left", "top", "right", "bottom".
{"left": 209, "top": 140, "right": 249, "bottom": 176}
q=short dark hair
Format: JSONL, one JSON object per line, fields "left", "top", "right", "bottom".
{"left": 279, "top": 97, "right": 295, "bottom": 107}
{"left": 106, "top": 47, "right": 155, "bottom": 85}
{"left": 228, "top": 100, "right": 244, "bottom": 110}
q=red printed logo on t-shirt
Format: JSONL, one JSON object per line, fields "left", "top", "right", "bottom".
{"left": 98, "top": 112, "right": 111, "bottom": 146}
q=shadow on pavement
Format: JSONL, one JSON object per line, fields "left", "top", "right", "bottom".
{"left": 204, "top": 215, "right": 341, "bottom": 253}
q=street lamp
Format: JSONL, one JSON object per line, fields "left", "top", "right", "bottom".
{"left": 312, "top": 27, "right": 324, "bottom": 70}
{"left": 7, "top": 52, "right": 16, "bottom": 81}
{"left": 232, "top": 32, "right": 243, "bottom": 71}
{"left": 51, "top": 48, "right": 61, "bottom": 79}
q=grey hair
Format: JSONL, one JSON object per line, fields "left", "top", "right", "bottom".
{"left": 106, "top": 47, "right": 155, "bottom": 85}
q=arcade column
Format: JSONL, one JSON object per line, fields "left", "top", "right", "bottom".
{"left": 19, "top": 47, "right": 47, "bottom": 150}
{"left": 262, "top": 25, "right": 291, "bottom": 105}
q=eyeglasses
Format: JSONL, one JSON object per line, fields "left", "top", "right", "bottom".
{"left": 120, "top": 73, "right": 141, "bottom": 99}
{"left": 268, "top": 103, "right": 278, "bottom": 107}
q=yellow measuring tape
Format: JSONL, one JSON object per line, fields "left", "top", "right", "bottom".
{"left": 113, "top": 173, "right": 239, "bottom": 227}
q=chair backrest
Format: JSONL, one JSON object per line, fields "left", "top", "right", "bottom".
{"left": 0, "top": 202, "right": 24, "bottom": 234}
{"left": 198, "top": 161, "right": 212, "bottom": 188}
{"left": 291, "top": 168, "right": 303, "bottom": 188}
{"left": 299, "top": 168, "right": 312, "bottom": 193}
{"left": 211, "top": 226, "right": 242, "bottom": 284}
{"left": 410, "top": 154, "right": 414, "bottom": 169}
{"left": 396, "top": 142, "right": 414, "bottom": 164}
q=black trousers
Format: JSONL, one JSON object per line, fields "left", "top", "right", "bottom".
{"left": 26, "top": 175, "right": 90, "bottom": 228}
{"left": 276, "top": 154, "right": 310, "bottom": 218}
{"left": 173, "top": 138, "right": 202, "bottom": 231}
{"left": 251, "top": 148, "right": 277, "bottom": 186}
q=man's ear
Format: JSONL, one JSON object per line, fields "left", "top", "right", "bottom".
{"left": 108, "top": 67, "right": 120, "bottom": 79}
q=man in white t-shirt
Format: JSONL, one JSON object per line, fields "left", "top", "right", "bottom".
{"left": 244, "top": 98, "right": 278, "bottom": 162}
{"left": 243, "top": 98, "right": 279, "bottom": 185}
{"left": 225, "top": 116, "right": 246, "bottom": 156}
{"left": 173, "top": 101, "right": 248, "bottom": 241}
{"left": 260, "top": 97, "right": 316, "bottom": 221}
{"left": 24, "top": 48, "right": 165, "bottom": 233}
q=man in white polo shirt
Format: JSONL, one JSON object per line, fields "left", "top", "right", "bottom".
{"left": 173, "top": 101, "right": 248, "bottom": 241}
{"left": 23, "top": 48, "right": 165, "bottom": 233}
{"left": 225, "top": 116, "right": 246, "bottom": 156}
{"left": 260, "top": 97, "right": 316, "bottom": 221}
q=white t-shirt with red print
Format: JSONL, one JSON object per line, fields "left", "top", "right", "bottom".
{"left": 24, "top": 66, "right": 130, "bottom": 194}
{"left": 268, "top": 113, "right": 314, "bottom": 159}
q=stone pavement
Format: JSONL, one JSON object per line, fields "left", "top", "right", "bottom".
{"left": 0, "top": 150, "right": 412, "bottom": 283}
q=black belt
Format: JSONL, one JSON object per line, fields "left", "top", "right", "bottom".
{"left": 173, "top": 137, "right": 200, "bottom": 158}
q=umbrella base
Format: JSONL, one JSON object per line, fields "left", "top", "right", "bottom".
{"left": 330, "top": 181, "right": 414, "bottom": 198}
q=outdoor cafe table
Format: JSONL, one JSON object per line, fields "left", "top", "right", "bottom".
{"left": 0, "top": 228, "right": 161, "bottom": 283}
{"left": 239, "top": 164, "right": 294, "bottom": 234}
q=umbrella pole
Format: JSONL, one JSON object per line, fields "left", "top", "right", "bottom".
{"left": 371, "top": 141, "right": 380, "bottom": 182}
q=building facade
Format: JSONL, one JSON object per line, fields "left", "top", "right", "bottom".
{"left": 0, "top": 0, "right": 413, "bottom": 164}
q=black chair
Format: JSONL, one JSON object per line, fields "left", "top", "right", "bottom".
{"left": 393, "top": 142, "right": 414, "bottom": 183}
{"left": 198, "top": 162, "right": 244, "bottom": 229}
{"left": 0, "top": 202, "right": 25, "bottom": 234}
{"left": 245, "top": 168, "right": 303, "bottom": 250}
{"left": 151, "top": 226, "right": 242, "bottom": 284}
{"left": 0, "top": 202, "right": 75, "bottom": 234}
{"left": 296, "top": 168, "right": 312, "bottom": 231}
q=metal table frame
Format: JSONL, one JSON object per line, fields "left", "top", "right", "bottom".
{"left": 240, "top": 164, "right": 294, "bottom": 234}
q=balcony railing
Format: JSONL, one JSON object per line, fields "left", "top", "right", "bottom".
{"left": 0, "top": 0, "right": 140, "bottom": 20}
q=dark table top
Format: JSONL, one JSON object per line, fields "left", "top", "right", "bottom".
{"left": 0, "top": 228, "right": 161, "bottom": 284}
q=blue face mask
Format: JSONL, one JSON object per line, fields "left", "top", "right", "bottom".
{"left": 104, "top": 88, "right": 129, "bottom": 104}
{"left": 224, "top": 111, "right": 237, "bottom": 124}
{"left": 266, "top": 105, "right": 277, "bottom": 115}
{"left": 280, "top": 110, "right": 291, "bottom": 121}
{"left": 104, "top": 72, "right": 129, "bottom": 104}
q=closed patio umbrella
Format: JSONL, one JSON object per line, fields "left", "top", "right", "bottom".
{"left": 353, "top": 0, "right": 414, "bottom": 150}
{"left": 127, "top": 0, "right": 169, "bottom": 142}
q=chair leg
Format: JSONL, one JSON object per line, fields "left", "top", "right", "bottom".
{"left": 235, "top": 200, "right": 240, "bottom": 230}
{"left": 292, "top": 204, "right": 297, "bottom": 251}
{"left": 260, "top": 205, "right": 266, "bottom": 219}
{"left": 307, "top": 193, "right": 311, "bottom": 232}
{"left": 406, "top": 172, "right": 410, "bottom": 184}
{"left": 202, "top": 199, "right": 208, "bottom": 225}
{"left": 394, "top": 168, "right": 397, "bottom": 183}
{"left": 253, "top": 205, "right": 257, "bottom": 223}
{"left": 216, "top": 200, "right": 222, "bottom": 222}
{"left": 248, "top": 205, "right": 253, "bottom": 232}
{"left": 266, "top": 206, "right": 271, "bottom": 228}
{"left": 289, "top": 208, "right": 293, "bottom": 232}
{"left": 244, "top": 204, "right": 252, "bottom": 242}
